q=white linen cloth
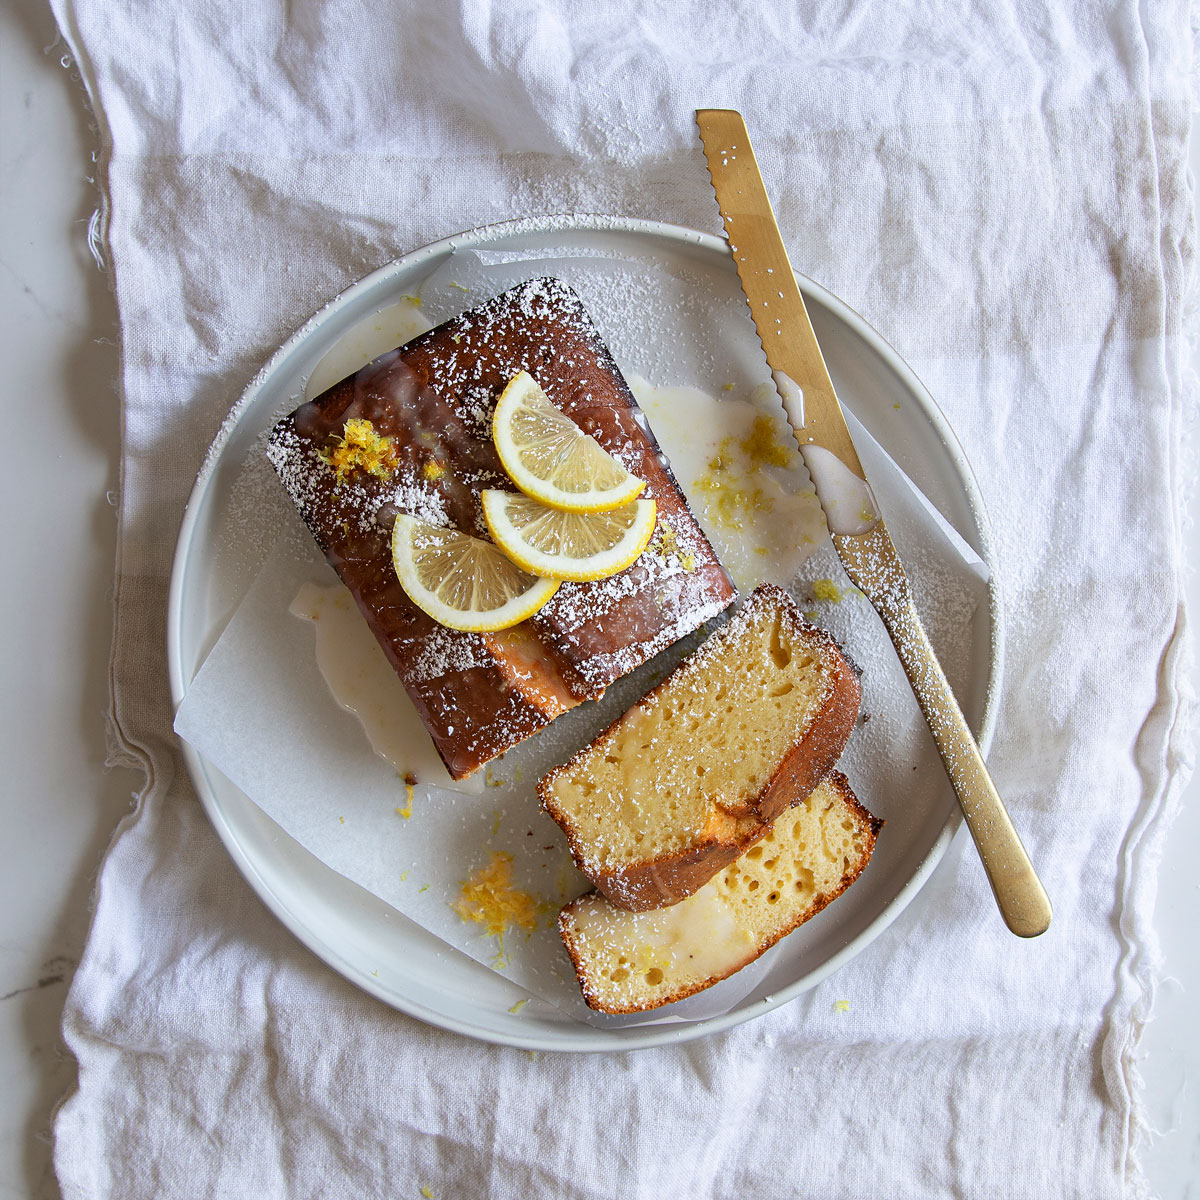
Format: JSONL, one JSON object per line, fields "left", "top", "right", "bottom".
{"left": 50, "top": 1, "right": 1194, "bottom": 1196}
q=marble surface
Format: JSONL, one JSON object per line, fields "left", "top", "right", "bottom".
{"left": 0, "top": 0, "right": 1196, "bottom": 1195}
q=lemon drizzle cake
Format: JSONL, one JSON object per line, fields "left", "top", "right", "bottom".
{"left": 559, "top": 772, "right": 880, "bottom": 1013}
{"left": 267, "top": 279, "right": 735, "bottom": 779}
{"left": 539, "top": 584, "right": 862, "bottom": 910}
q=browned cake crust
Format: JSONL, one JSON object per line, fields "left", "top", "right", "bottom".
{"left": 539, "top": 585, "right": 862, "bottom": 910}
{"left": 267, "top": 278, "right": 735, "bottom": 779}
{"left": 559, "top": 772, "right": 882, "bottom": 1013}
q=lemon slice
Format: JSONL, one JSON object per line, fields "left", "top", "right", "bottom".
{"left": 390, "top": 514, "right": 560, "bottom": 632}
{"left": 492, "top": 371, "right": 645, "bottom": 512}
{"left": 481, "top": 491, "right": 658, "bottom": 582}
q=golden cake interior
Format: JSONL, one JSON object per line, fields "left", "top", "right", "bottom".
{"left": 544, "top": 593, "right": 835, "bottom": 873}
{"left": 561, "top": 774, "right": 876, "bottom": 1013}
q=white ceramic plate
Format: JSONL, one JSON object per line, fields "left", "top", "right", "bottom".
{"left": 167, "top": 215, "right": 1001, "bottom": 1051}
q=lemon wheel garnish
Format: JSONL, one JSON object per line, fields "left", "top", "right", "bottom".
{"left": 390, "top": 514, "right": 560, "bottom": 632}
{"left": 481, "top": 491, "right": 657, "bottom": 582}
{"left": 492, "top": 371, "right": 645, "bottom": 512}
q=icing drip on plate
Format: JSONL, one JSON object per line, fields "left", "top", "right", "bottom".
{"left": 289, "top": 581, "right": 485, "bottom": 794}
{"left": 799, "top": 445, "right": 881, "bottom": 537}
{"left": 630, "top": 375, "right": 828, "bottom": 590}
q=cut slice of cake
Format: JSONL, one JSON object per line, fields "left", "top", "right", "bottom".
{"left": 267, "top": 278, "right": 735, "bottom": 780}
{"left": 559, "top": 771, "right": 880, "bottom": 1013}
{"left": 539, "top": 584, "right": 862, "bottom": 910}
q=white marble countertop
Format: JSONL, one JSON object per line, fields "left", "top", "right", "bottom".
{"left": 1, "top": 0, "right": 1197, "bottom": 1196}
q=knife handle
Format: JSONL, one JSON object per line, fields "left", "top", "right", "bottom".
{"left": 878, "top": 596, "right": 1053, "bottom": 937}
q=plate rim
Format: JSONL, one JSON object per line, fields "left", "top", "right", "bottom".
{"left": 167, "top": 213, "right": 1003, "bottom": 1051}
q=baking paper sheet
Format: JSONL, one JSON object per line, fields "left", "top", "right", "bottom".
{"left": 174, "top": 249, "right": 989, "bottom": 1026}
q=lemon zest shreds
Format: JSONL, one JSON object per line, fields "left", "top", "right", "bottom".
{"left": 452, "top": 852, "right": 541, "bottom": 939}
{"left": 693, "top": 466, "right": 769, "bottom": 531}
{"left": 740, "top": 414, "right": 793, "bottom": 468}
{"left": 690, "top": 414, "right": 798, "bottom": 531}
{"left": 321, "top": 418, "right": 399, "bottom": 484}
{"left": 812, "top": 578, "right": 845, "bottom": 603}
{"left": 649, "top": 522, "right": 697, "bottom": 573}
{"left": 651, "top": 523, "right": 678, "bottom": 557}
{"left": 395, "top": 782, "right": 414, "bottom": 819}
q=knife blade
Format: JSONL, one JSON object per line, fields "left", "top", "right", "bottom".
{"left": 696, "top": 108, "right": 1051, "bottom": 937}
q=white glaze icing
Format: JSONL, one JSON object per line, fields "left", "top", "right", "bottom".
{"left": 630, "top": 375, "right": 828, "bottom": 589}
{"left": 771, "top": 369, "right": 805, "bottom": 429}
{"left": 798, "top": 444, "right": 881, "bottom": 537}
{"left": 575, "top": 885, "right": 757, "bottom": 983}
{"left": 289, "top": 581, "right": 484, "bottom": 794}
{"left": 304, "top": 299, "right": 433, "bottom": 401}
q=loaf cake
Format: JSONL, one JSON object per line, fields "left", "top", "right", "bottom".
{"left": 539, "top": 583, "right": 861, "bottom": 910}
{"left": 267, "top": 279, "right": 736, "bottom": 779}
{"left": 559, "top": 772, "right": 880, "bottom": 1013}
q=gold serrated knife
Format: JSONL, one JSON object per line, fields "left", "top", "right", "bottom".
{"left": 697, "top": 108, "right": 1051, "bottom": 937}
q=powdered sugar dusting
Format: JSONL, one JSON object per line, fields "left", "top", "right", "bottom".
{"left": 184, "top": 230, "right": 994, "bottom": 1029}
{"left": 259, "top": 277, "right": 738, "bottom": 778}
{"left": 406, "top": 624, "right": 492, "bottom": 684}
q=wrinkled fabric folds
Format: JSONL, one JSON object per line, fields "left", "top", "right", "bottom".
{"left": 50, "top": 1, "right": 1193, "bottom": 1196}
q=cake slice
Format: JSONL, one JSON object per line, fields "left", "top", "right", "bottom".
{"left": 267, "top": 278, "right": 735, "bottom": 779}
{"left": 539, "top": 584, "right": 861, "bottom": 910}
{"left": 559, "top": 772, "right": 880, "bottom": 1013}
